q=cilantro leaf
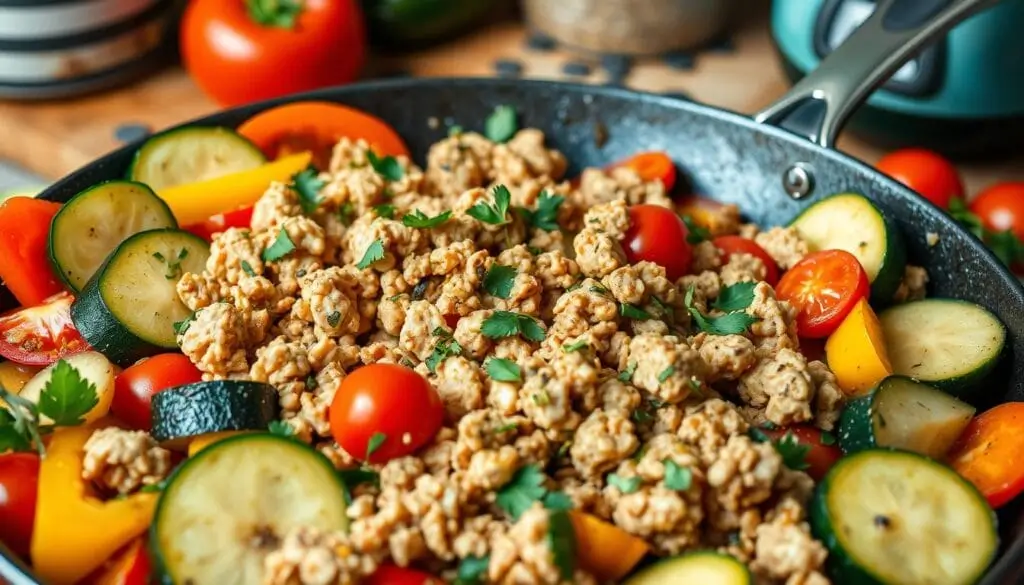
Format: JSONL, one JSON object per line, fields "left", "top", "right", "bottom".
{"left": 775, "top": 432, "right": 810, "bottom": 471}
{"left": 373, "top": 203, "right": 396, "bottom": 219}
{"left": 338, "top": 202, "right": 356, "bottom": 226}
{"left": 139, "top": 477, "right": 169, "bottom": 493}
{"left": 246, "top": 0, "right": 302, "bottom": 28}
{"left": 402, "top": 209, "right": 451, "bottom": 229}
{"left": 547, "top": 510, "right": 576, "bottom": 580}
{"left": 713, "top": 282, "right": 757, "bottom": 312}
{"left": 292, "top": 166, "right": 325, "bottom": 215}
{"left": 820, "top": 431, "right": 837, "bottom": 446}
{"left": 494, "top": 421, "right": 519, "bottom": 434}
{"left": 425, "top": 327, "right": 462, "bottom": 373}
{"left": 262, "top": 228, "right": 296, "bottom": 262}
{"left": 483, "top": 264, "right": 516, "bottom": 299}
{"left": 37, "top": 360, "right": 98, "bottom": 426}
{"left": 607, "top": 473, "right": 641, "bottom": 494}
{"left": 481, "top": 311, "right": 545, "bottom": 342}
{"left": 542, "top": 491, "right": 574, "bottom": 512}
{"left": 685, "top": 285, "right": 758, "bottom": 335}
{"left": 497, "top": 464, "right": 548, "bottom": 520}
{"left": 748, "top": 427, "right": 771, "bottom": 443}
{"left": 682, "top": 215, "right": 710, "bottom": 244}
{"left": 241, "top": 260, "right": 257, "bottom": 277}
{"left": 663, "top": 460, "right": 692, "bottom": 491}
{"left": 337, "top": 467, "right": 380, "bottom": 505}
{"left": 173, "top": 312, "right": 196, "bottom": 336}
{"left": 0, "top": 409, "right": 31, "bottom": 453}
{"left": 485, "top": 105, "right": 517, "bottom": 143}
{"left": 522, "top": 191, "right": 564, "bottom": 231}
{"left": 657, "top": 366, "right": 675, "bottom": 383}
{"left": 267, "top": 420, "right": 295, "bottom": 438}
{"left": 562, "top": 339, "right": 588, "bottom": 353}
{"left": 485, "top": 357, "right": 521, "bottom": 382}
{"left": 366, "top": 432, "right": 387, "bottom": 459}
{"left": 366, "top": 150, "right": 404, "bottom": 181}
{"left": 619, "top": 303, "right": 652, "bottom": 320}
{"left": 448, "top": 125, "right": 464, "bottom": 137}
{"left": 455, "top": 555, "right": 490, "bottom": 585}
{"left": 0, "top": 389, "right": 43, "bottom": 456}
{"left": 618, "top": 362, "right": 637, "bottom": 383}
{"left": 467, "top": 185, "right": 512, "bottom": 225}
{"left": 356, "top": 239, "right": 385, "bottom": 270}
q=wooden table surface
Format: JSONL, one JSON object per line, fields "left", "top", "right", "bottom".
{"left": 0, "top": 6, "right": 1021, "bottom": 195}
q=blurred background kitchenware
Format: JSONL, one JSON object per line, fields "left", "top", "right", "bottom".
{"left": 772, "top": 0, "right": 1024, "bottom": 159}
{"left": 361, "top": 0, "right": 507, "bottom": 50}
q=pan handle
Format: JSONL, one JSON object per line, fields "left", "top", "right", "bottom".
{"left": 754, "top": 0, "right": 1002, "bottom": 148}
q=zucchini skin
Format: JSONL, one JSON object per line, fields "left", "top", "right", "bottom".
{"left": 837, "top": 391, "right": 876, "bottom": 455}
{"left": 151, "top": 381, "right": 280, "bottom": 448}
{"left": 71, "top": 272, "right": 161, "bottom": 368}
{"left": 870, "top": 213, "right": 906, "bottom": 305}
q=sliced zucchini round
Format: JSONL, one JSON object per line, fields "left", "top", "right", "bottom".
{"left": 70, "top": 229, "right": 210, "bottom": 367}
{"left": 151, "top": 434, "right": 348, "bottom": 585}
{"left": 48, "top": 180, "right": 177, "bottom": 291}
{"left": 878, "top": 299, "right": 1005, "bottom": 398}
{"left": 623, "top": 551, "right": 751, "bottom": 585}
{"left": 811, "top": 449, "right": 997, "bottom": 585}
{"left": 129, "top": 126, "right": 266, "bottom": 191}
{"left": 839, "top": 376, "right": 975, "bottom": 459}
{"left": 789, "top": 193, "right": 906, "bottom": 302}
{"left": 151, "top": 381, "right": 279, "bottom": 450}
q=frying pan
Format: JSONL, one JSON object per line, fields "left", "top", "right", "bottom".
{"left": 2, "top": 0, "right": 1022, "bottom": 583}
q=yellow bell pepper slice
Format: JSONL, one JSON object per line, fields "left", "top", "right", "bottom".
{"left": 30, "top": 423, "right": 158, "bottom": 585}
{"left": 825, "top": 298, "right": 893, "bottom": 395}
{"left": 569, "top": 511, "right": 650, "bottom": 581}
{"left": 157, "top": 151, "right": 312, "bottom": 226}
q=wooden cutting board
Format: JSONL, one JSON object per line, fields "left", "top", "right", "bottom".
{"left": 0, "top": 6, "right": 1020, "bottom": 195}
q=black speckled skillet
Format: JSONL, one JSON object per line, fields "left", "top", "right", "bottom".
{"left": 2, "top": 0, "right": 1022, "bottom": 584}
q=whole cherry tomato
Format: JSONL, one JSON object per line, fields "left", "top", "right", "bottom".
{"left": 0, "top": 453, "right": 40, "bottom": 559}
{"left": 181, "top": 0, "right": 366, "bottom": 107}
{"left": 112, "top": 354, "right": 203, "bottom": 430}
{"left": 775, "top": 249, "right": 870, "bottom": 339}
{"left": 762, "top": 426, "right": 842, "bottom": 481}
{"left": 330, "top": 363, "right": 444, "bottom": 464}
{"left": 0, "top": 291, "right": 89, "bottom": 366}
{"left": 876, "top": 148, "right": 963, "bottom": 210}
{"left": 969, "top": 182, "right": 1024, "bottom": 241}
{"left": 622, "top": 204, "right": 693, "bottom": 281}
{"left": 712, "top": 235, "right": 779, "bottom": 286}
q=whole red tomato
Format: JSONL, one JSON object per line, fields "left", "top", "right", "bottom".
{"left": 875, "top": 148, "right": 963, "bottom": 210}
{"left": 330, "top": 363, "right": 444, "bottom": 464}
{"left": 113, "top": 354, "right": 203, "bottom": 430}
{"left": 970, "top": 182, "right": 1024, "bottom": 241}
{"left": 0, "top": 453, "right": 40, "bottom": 559}
{"left": 181, "top": 0, "right": 366, "bottom": 107}
{"left": 622, "top": 204, "right": 693, "bottom": 281}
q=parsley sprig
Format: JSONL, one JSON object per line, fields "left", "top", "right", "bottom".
{"left": 366, "top": 150, "right": 404, "bottom": 181}
{"left": 495, "top": 464, "right": 573, "bottom": 520}
{"left": 402, "top": 209, "right": 451, "bottom": 229}
{"left": 685, "top": 284, "right": 758, "bottom": 335}
{"left": 467, "top": 185, "right": 512, "bottom": 225}
{"left": 263, "top": 228, "right": 296, "bottom": 262}
{"left": 0, "top": 360, "right": 99, "bottom": 456}
{"left": 292, "top": 166, "right": 325, "bottom": 215}
{"left": 520, "top": 191, "right": 564, "bottom": 231}
{"left": 949, "top": 197, "right": 1024, "bottom": 270}
{"left": 749, "top": 428, "right": 811, "bottom": 471}
{"left": 481, "top": 311, "right": 545, "bottom": 342}
{"left": 681, "top": 215, "right": 710, "bottom": 244}
{"left": 483, "top": 264, "right": 516, "bottom": 299}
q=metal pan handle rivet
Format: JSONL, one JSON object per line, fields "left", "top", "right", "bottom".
{"left": 782, "top": 163, "right": 815, "bottom": 200}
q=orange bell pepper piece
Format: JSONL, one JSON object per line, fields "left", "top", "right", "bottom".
{"left": 825, "top": 298, "right": 893, "bottom": 395}
{"left": 0, "top": 197, "right": 64, "bottom": 306}
{"left": 569, "top": 511, "right": 649, "bottom": 581}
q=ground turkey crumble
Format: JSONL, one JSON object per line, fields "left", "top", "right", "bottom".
{"left": 162, "top": 128, "right": 927, "bottom": 585}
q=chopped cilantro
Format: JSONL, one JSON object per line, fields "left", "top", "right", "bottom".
{"left": 548, "top": 510, "right": 577, "bottom": 580}
{"left": 820, "top": 431, "right": 837, "bottom": 446}
{"left": 402, "top": 209, "right": 451, "bottom": 229}
{"left": 425, "top": 327, "right": 462, "bottom": 373}
{"left": 455, "top": 555, "right": 489, "bottom": 585}
{"left": 543, "top": 491, "right": 573, "bottom": 511}
{"left": 619, "top": 303, "right": 652, "bottom": 320}
{"left": 241, "top": 260, "right": 257, "bottom": 277}
{"left": 480, "top": 311, "right": 545, "bottom": 342}
{"left": 268, "top": 420, "right": 297, "bottom": 439}
{"left": 496, "top": 464, "right": 573, "bottom": 521}
{"left": 356, "top": 239, "right": 385, "bottom": 270}
{"left": 292, "top": 166, "right": 325, "bottom": 215}
{"left": 485, "top": 357, "right": 521, "bottom": 382}
{"left": 713, "top": 282, "right": 757, "bottom": 312}
{"left": 485, "top": 105, "right": 518, "bottom": 143}
{"left": 681, "top": 215, "right": 710, "bottom": 244}
{"left": 448, "top": 125, "right": 464, "bottom": 137}
{"left": 173, "top": 312, "right": 196, "bottom": 336}
{"left": 262, "top": 228, "right": 296, "bottom": 262}
{"left": 373, "top": 203, "right": 396, "bottom": 219}
{"left": 494, "top": 421, "right": 519, "bottom": 433}
{"left": 663, "top": 460, "right": 692, "bottom": 491}
{"left": 483, "top": 264, "right": 516, "bottom": 299}
{"left": 562, "top": 339, "right": 588, "bottom": 353}
{"left": 618, "top": 362, "right": 637, "bottom": 383}
{"left": 467, "top": 184, "right": 512, "bottom": 225}
{"left": 657, "top": 365, "right": 675, "bottom": 383}
{"left": 775, "top": 432, "right": 811, "bottom": 471}
{"left": 366, "top": 150, "right": 404, "bottom": 181}
{"left": 365, "top": 432, "right": 387, "bottom": 460}
{"left": 338, "top": 202, "right": 356, "bottom": 226}
{"left": 337, "top": 468, "right": 379, "bottom": 505}
{"left": 521, "top": 190, "right": 564, "bottom": 231}
{"left": 685, "top": 285, "right": 758, "bottom": 335}
{"left": 606, "top": 473, "right": 641, "bottom": 494}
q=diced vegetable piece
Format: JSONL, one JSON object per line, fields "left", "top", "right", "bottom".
{"left": 825, "top": 298, "right": 892, "bottom": 395}
{"left": 129, "top": 126, "right": 265, "bottom": 191}
{"left": 0, "top": 360, "right": 41, "bottom": 394}
{"left": 183, "top": 205, "right": 253, "bottom": 241}
{"left": 947, "top": 402, "right": 1024, "bottom": 509}
{"left": 623, "top": 551, "right": 751, "bottom": 585}
{"left": 762, "top": 426, "right": 842, "bottom": 481}
{"left": 48, "top": 181, "right": 176, "bottom": 291}
{"left": 839, "top": 376, "right": 975, "bottom": 459}
{"left": 70, "top": 229, "right": 210, "bottom": 367}
{"left": 607, "top": 151, "right": 677, "bottom": 191}
{"left": 151, "top": 434, "right": 348, "bottom": 585}
{"left": 0, "top": 197, "right": 64, "bottom": 306}
{"left": 31, "top": 424, "right": 158, "bottom": 585}
{"left": 0, "top": 291, "right": 89, "bottom": 367}
{"left": 569, "top": 511, "right": 650, "bottom": 581}
{"left": 810, "top": 449, "right": 997, "bottom": 585}
{"left": 878, "top": 299, "right": 1005, "bottom": 398}
{"left": 775, "top": 249, "right": 870, "bottom": 338}
{"left": 789, "top": 193, "right": 906, "bottom": 302}
{"left": 155, "top": 151, "right": 311, "bottom": 226}
{"left": 80, "top": 537, "right": 151, "bottom": 585}
{"left": 186, "top": 430, "right": 252, "bottom": 457}
{"left": 18, "top": 351, "right": 116, "bottom": 425}
{"left": 150, "top": 381, "right": 279, "bottom": 450}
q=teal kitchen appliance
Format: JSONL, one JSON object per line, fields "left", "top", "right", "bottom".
{"left": 772, "top": 0, "right": 1024, "bottom": 158}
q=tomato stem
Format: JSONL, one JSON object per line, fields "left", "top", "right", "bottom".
{"left": 245, "top": 0, "right": 303, "bottom": 29}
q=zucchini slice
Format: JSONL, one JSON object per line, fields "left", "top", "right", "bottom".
{"left": 789, "top": 193, "right": 906, "bottom": 302}
{"left": 150, "top": 381, "right": 279, "bottom": 450}
{"left": 839, "top": 376, "right": 975, "bottom": 459}
{"left": 70, "top": 229, "right": 210, "bottom": 367}
{"left": 624, "top": 551, "right": 751, "bottom": 585}
{"left": 17, "top": 351, "right": 115, "bottom": 425}
{"left": 129, "top": 126, "right": 266, "bottom": 191}
{"left": 878, "top": 299, "right": 1005, "bottom": 398}
{"left": 151, "top": 434, "right": 348, "bottom": 585}
{"left": 48, "top": 181, "right": 177, "bottom": 291}
{"left": 811, "top": 449, "right": 997, "bottom": 585}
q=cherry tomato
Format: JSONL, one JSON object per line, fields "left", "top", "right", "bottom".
{"left": 0, "top": 453, "right": 40, "bottom": 559}
{"left": 712, "top": 235, "right": 779, "bottom": 286}
{"left": 0, "top": 197, "right": 64, "bottom": 306}
{"left": 947, "top": 402, "right": 1024, "bottom": 509}
{"left": 181, "top": 0, "right": 366, "bottom": 107}
{"left": 0, "top": 291, "right": 88, "bottom": 366}
{"left": 237, "top": 101, "right": 410, "bottom": 169}
{"left": 330, "top": 363, "right": 444, "bottom": 464}
{"left": 969, "top": 182, "right": 1024, "bottom": 241}
{"left": 622, "top": 204, "right": 693, "bottom": 281}
{"left": 607, "top": 152, "right": 677, "bottom": 191}
{"left": 80, "top": 538, "right": 151, "bottom": 585}
{"left": 876, "top": 148, "right": 963, "bottom": 210}
{"left": 365, "top": 565, "right": 441, "bottom": 585}
{"left": 762, "top": 426, "right": 841, "bottom": 481}
{"left": 775, "top": 250, "right": 870, "bottom": 339}
{"left": 113, "top": 354, "right": 203, "bottom": 430}
{"left": 443, "top": 314, "right": 461, "bottom": 330}
{"left": 182, "top": 206, "right": 254, "bottom": 242}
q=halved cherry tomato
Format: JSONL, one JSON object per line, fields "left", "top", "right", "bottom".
{"left": 330, "top": 363, "right": 444, "bottom": 464}
{"left": 947, "top": 402, "right": 1024, "bottom": 509}
{"left": 622, "top": 204, "right": 693, "bottom": 281}
{"left": 0, "top": 452, "right": 40, "bottom": 559}
{"left": 81, "top": 538, "right": 151, "bottom": 585}
{"left": 0, "top": 291, "right": 88, "bottom": 366}
{"left": 713, "top": 235, "right": 779, "bottom": 285}
{"left": 775, "top": 249, "right": 870, "bottom": 339}
{"left": 113, "top": 354, "right": 203, "bottom": 431}
{"left": 0, "top": 197, "right": 64, "bottom": 307}
{"left": 607, "top": 151, "right": 677, "bottom": 191}
{"left": 365, "top": 565, "right": 441, "bottom": 585}
{"left": 762, "top": 426, "right": 841, "bottom": 481}
{"left": 876, "top": 148, "right": 963, "bottom": 210}
{"left": 970, "top": 182, "right": 1024, "bottom": 241}
{"left": 237, "top": 101, "right": 410, "bottom": 169}
{"left": 183, "top": 206, "right": 254, "bottom": 242}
